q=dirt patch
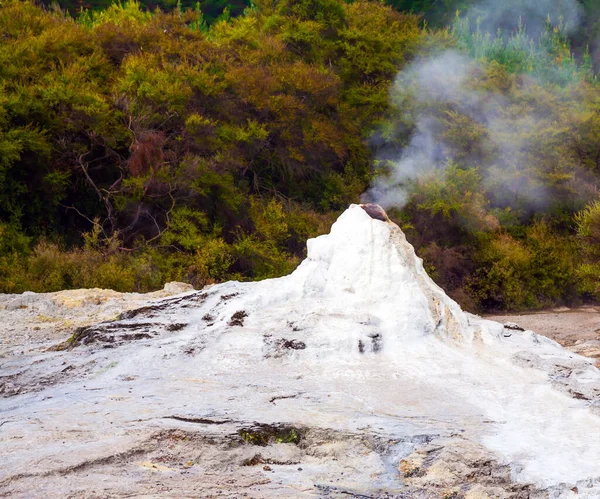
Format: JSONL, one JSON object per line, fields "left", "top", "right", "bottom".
{"left": 166, "top": 416, "right": 233, "bottom": 425}
{"left": 359, "top": 333, "right": 382, "bottom": 354}
{"left": 118, "top": 292, "right": 208, "bottom": 320}
{"left": 166, "top": 323, "right": 187, "bottom": 332}
{"left": 0, "top": 358, "right": 97, "bottom": 398}
{"left": 269, "top": 393, "right": 303, "bottom": 404}
{"left": 399, "top": 438, "right": 543, "bottom": 498}
{"left": 66, "top": 322, "right": 157, "bottom": 348}
{"left": 220, "top": 292, "right": 240, "bottom": 303}
{"left": 275, "top": 338, "right": 305, "bottom": 350}
{"left": 263, "top": 336, "right": 306, "bottom": 358}
{"left": 0, "top": 282, "right": 196, "bottom": 351}
{"left": 57, "top": 319, "right": 189, "bottom": 349}
{"left": 485, "top": 306, "right": 600, "bottom": 365}
{"left": 228, "top": 311, "right": 248, "bottom": 327}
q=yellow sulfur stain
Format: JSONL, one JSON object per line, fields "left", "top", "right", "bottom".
{"left": 137, "top": 461, "right": 176, "bottom": 472}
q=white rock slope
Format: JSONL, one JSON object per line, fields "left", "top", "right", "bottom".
{"left": 1, "top": 204, "right": 600, "bottom": 498}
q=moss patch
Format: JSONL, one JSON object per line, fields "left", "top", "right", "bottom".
{"left": 239, "top": 424, "right": 303, "bottom": 446}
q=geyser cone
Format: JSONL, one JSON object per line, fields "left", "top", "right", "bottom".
{"left": 281, "top": 204, "right": 472, "bottom": 347}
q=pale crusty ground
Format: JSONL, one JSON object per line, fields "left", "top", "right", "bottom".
{"left": 486, "top": 306, "right": 600, "bottom": 365}
{"left": 0, "top": 283, "right": 554, "bottom": 498}
{"left": 2, "top": 284, "right": 599, "bottom": 364}
{"left": 0, "top": 282, "right": 194, "bottom": 355}
{"left": 1, "top": 279, "right": 599, "bottom": 498}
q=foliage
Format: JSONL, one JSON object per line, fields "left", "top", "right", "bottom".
{"left": 465, "top": 225, "right": 577, "bottom": 310}
{"left": 382, "top": 0, "right": 473, "bottom": 27}
{"left": 46, "top": 0, "right": 248, "bottom": 25}
{"left": 574, "top": 200, "right": 600, "bottom": 299}
{"left": 452, "top": 14, "right": 594, "bottom": 86}
{"left": 0, "top": 0, "right": 420, "bottom": 293}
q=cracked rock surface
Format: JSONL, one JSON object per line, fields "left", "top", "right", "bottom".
{"left": 1, "top": 205, "right": 600, "bottom": 498}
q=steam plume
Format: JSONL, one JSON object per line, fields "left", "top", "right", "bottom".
{"left": 362, "top": 0, "right": 593, "bottom": 214}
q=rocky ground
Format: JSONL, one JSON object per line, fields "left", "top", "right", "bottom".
{"left": 2, "top": 286, "right": 570, "bottom": 499}
{"left": 486, "top": 307, "right": 600, "bottom": 367}
{"left": 0, "top": 282, "right": 194, "bottom": 353}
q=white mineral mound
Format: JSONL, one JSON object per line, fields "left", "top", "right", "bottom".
{"left": 1, "top": 204, "right": 600, "bottom": 498}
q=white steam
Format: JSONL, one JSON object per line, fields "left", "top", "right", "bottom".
{"left": 363, "top": 0, "right": 592, "bottom": 212}
{"left": 364, "top": 52, "right": 474, "bottom": 208}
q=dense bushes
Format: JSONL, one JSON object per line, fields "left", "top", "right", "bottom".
{"left": 0, "top": 0, "right": 420, "bottom": 293}
{"left": 0, "top": 198, "right": 333, "bottom": 293}
{"left": 464, "top": 225, "right": 578, "bottom": 310}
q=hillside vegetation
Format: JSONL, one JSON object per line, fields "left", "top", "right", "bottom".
{"left": 3, "top": 0, "right": 600, "bottom": 311}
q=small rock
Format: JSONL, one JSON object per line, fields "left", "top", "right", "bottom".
{"left": 360, "top": 204, "right": 389, "bottom": 222}
{"left": 262, "top": 465, "right": 272, "bottom": 471}
{"left": 504, "top": 322, "right": 525, "bottom": 332}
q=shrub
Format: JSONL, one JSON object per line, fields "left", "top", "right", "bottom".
{"left": 466, "top": 223, "right": 577, "bottom": 310}
{"left": 575, "top": 199, "right": 600, "bottom": 299}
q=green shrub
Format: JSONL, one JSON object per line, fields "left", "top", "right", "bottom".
{"left": 575, "top": 199, "right": 600, "bottom": 299}
{"left": 466, "top": 224, "right": 577, "bottom": 310}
